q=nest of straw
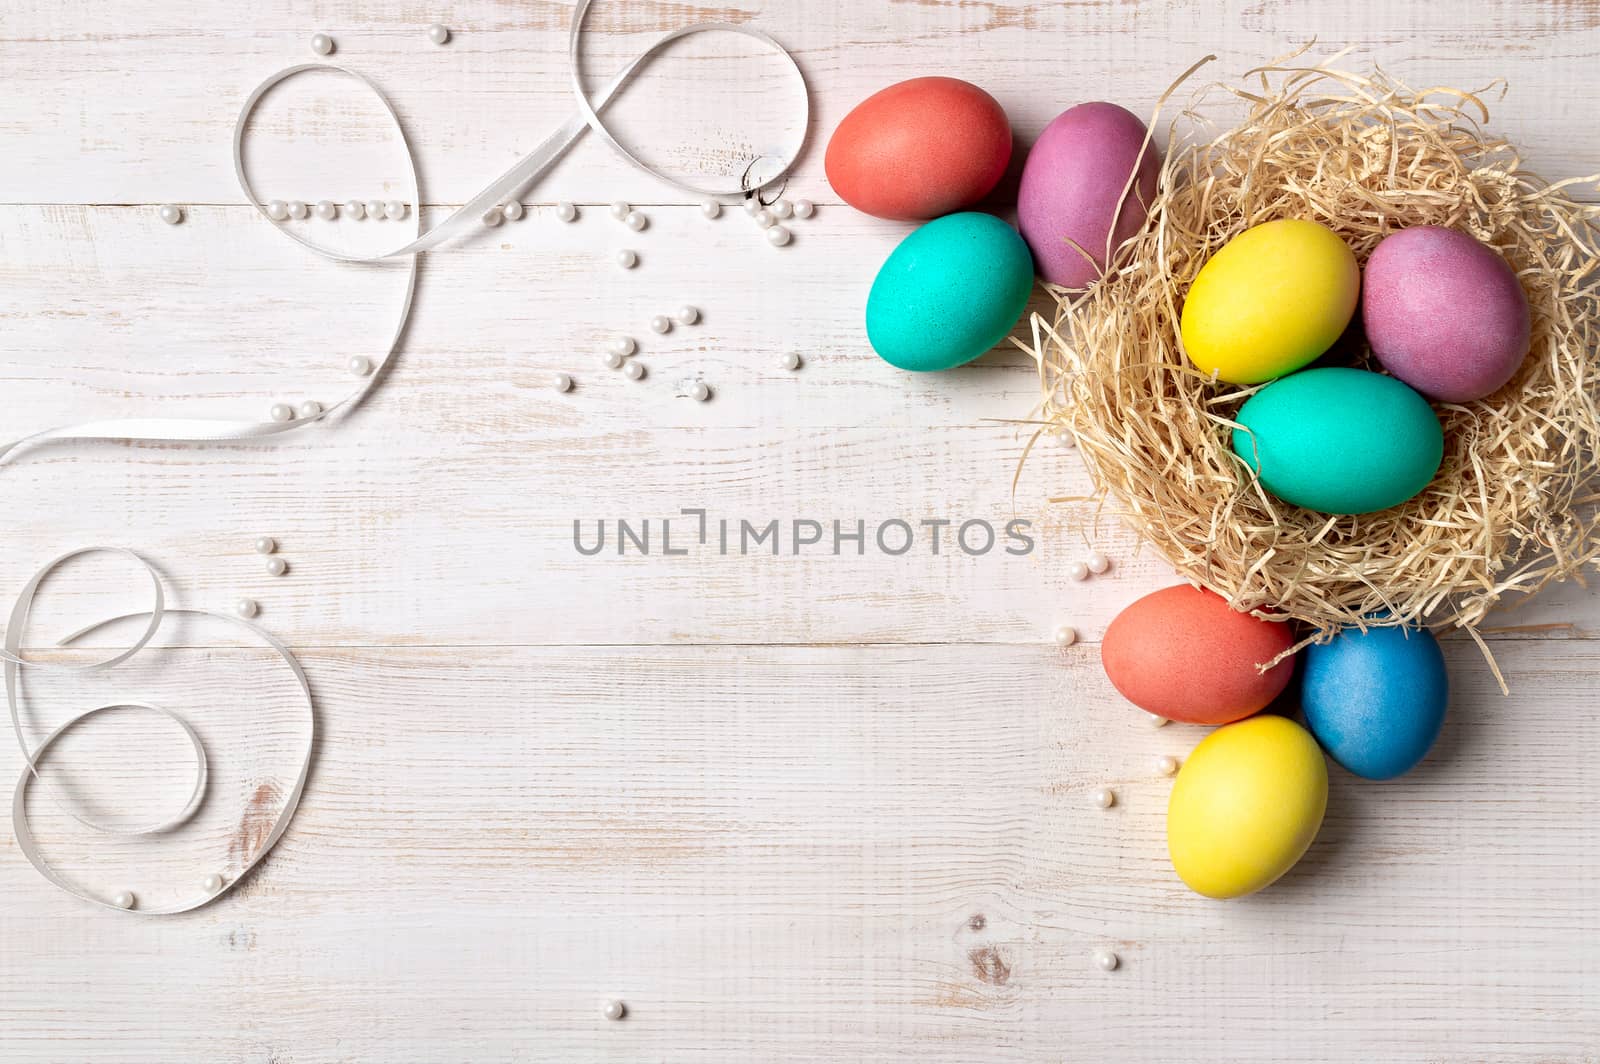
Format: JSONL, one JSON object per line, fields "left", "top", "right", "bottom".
{"left": 1027, "top": 55, "right": 1600, "bottom": 664}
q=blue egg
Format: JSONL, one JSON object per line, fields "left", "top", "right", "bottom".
{"left": 1301, "top": 624, "right": 1448, "bottom": 780}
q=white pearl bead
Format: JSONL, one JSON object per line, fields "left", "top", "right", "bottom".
{"left": 313, "top": 199, "right": 336, "bottom": 220}
{"left": 482, "top": 207, "right": 503, "bottom": 227}
{"left": 202, "top": 873, "right": 225, "bottom": 893}
{"left": 650, "top": 315, "right": 671, "bottom": 335}
{"left": 690, "top": 381, "right": 711, "bottom": 402}
{"left": 770, "top": 199, "right": 793, "bottom": 219}
{"left": 624, "top": 210, "right": 647, "bottom": 232}
{"left": 1147, "top": 712, "right": 1170, "bottom": 728}
{"left": 287, "top": 200, "right": 308, "bottom": 220}
{"left": 675, "top": 305, "right": 699, "bottom": 326}
{"left": 1067, "top": 561, "right": 1089, "bottom": 581}
{"left": 556, "top": 201, "right": 577, "bottom": 222}
{"left": 1053, "top": 625, "right": 1077, "bottom": 647}
{"left": 624, "top": 360, "right": 646, "bottom": 380}
{"left": 266, "top": 557, "right": 288, "bottom": 577}
{"left": 255, "top": 536, "right": 277, "bottom": 555}
{"left": 1087, "top": 551, "right": 1111, "bottom": 574}
{"left": 159, "top": 203, "right": 182, "bottom": 225}
{"left": 780, "top": 352, "right": 801, "bottom": 371}
{"left": 1094, "top": 950, "right": 1119, "bottom": 972}
{"left": 349, "top": 355, "right": 373, "bottom": 377}
{"left": 792, "top": 199, "right": 814, "bottom": 219}
{"left": 311, "top": 33, "right": 334, "bottom": 56}
{"left": 384, "top": 200, "right": 406, "bottom": 221}
{"left": 298, "top": 400, "right": 322, "bottom": 419}
{"left": 554, "top": 372, "right": 573, "bottom": 392}
{"left": 609, "top": 201, "right": 629, "bottom": 220}
{"left": 1094, "top": 788, "right": 1115, "bottom": 810}
{"left": 766, "top": 225, "right": 792, "bottom": 247}
{"left": 427, "top": 23, "right": 450, "bottom": 45}
{"left": 699, "top": 200, "right": 721, "bottom": 219}
{"left": 1156, "top": 755, "right": 1179, "bottom": 777}
{"left": 235, "top": 598, "right": 258, "bottom": 619}
{"left": 265, "top": 200, "right": 288, "bottom": 221}
{"left": 602, "top": 351, "right": 624, "bottom": 370}
{"left": 608, "top": 337, "right": 636, "bottom": 357}
{"left": 602, "top": 1000, "right": 626, "bottom": 1021}
{"left": 110, "top": 891, "right": 135, "bottom": 910}
{"left": 616, "top": 249, "right": 637, "bottom": 270}
{"left": 743, "top": 198, "right": 762, "bottom": 216}
{"left": 364, "top": 199, "right": 384, "bottom": 219}
{"left": 752, "top": 208, "right": 774, "bottom": 228}
{"left": 343, "top": 199, "right": 365, "bottom": 219}
{"left": 501, "top": 200, "right": 523, "bottom": 221}
{"left": 269, "top": 403, "right": 295, "bottom": 423}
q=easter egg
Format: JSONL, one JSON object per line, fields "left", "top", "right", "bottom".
{"left": 1167, "top": 715, "right": 1328, "bottom": 899}
{"left": 1180, "top": 219, "right": 1361, "bottom": 384}
{"left": 1016, "top": 102, "right": 1161, "bottom": 289}
{"left": 1363, "top": 226, "right": 1531, "bottom": 402}
{"left": 1302, "top": 624, "right": 1448, "bottom": 780}
{"left": 866, "top": 212, "right": 1034, "bottom": 372}
{"left": 1232, "top": 367, "right": 1443, "bottom": 514}
{"left": 1101, "top": 584, "right": 1296, "bottom": 726}
{"left": 825, "top": 77, "right": 1012, "bottom": 221}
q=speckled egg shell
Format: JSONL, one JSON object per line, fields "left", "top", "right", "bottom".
{"left": 1302, "top": 623, "right": 1448, "bottom": 780}
{"left": 865, "top": 212, "right": 1034, "bottom": 372}
{"left": 825, "top": 77, "right": 1012, "bottom": 221}
{"left": 1017, "top": 102, "right": 1161, "bottom": 289}
{"left": 1100, "top": 584, "right": 1296, "bottom": 726}
{"left": 1363, "top": 226, "right": 1531, "bottom": 402}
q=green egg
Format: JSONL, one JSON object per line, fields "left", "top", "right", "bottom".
{"left": 1232, "top": 367, "right": 1444, "bottom": 515}
{"left": 866, "top": 212, "right": 1034, "bottom": 371}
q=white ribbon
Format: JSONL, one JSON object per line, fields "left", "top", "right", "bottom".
{"left": 0, "top": 0, "right": 809, "bottom": 464}
{"left": 5, "top": 548, "right": 315, "bottom": 914}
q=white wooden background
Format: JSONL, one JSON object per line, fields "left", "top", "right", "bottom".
{"left": 2, "top": 2, "right": 1598, "bottom": 1061}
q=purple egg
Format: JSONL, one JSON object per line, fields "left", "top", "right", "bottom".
{"left": 1017, "top": 102, "right": 1160, "bottom": 289}
{"left": 1362, "top": 227, "right": 1531, "bottom": 402}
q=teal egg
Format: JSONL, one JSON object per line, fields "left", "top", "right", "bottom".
{"left": 866, "top": 212, "right": 1034, "bottom": 371}
{"left": 1232, "top": 367, "right": 1444, "bottom": 514}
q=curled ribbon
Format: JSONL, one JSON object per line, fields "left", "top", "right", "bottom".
{"left": 5, "top": 548, "right": 315, "bottom": 913}
{"left": 0, "top": 0, "right": 809, "bottom": 464}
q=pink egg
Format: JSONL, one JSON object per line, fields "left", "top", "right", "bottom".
{"left": 1017, "top": 102, "right": 1160, "bottom": 289}
{"left": 1362, "top": 227, "right": 1531, "bottom": 402}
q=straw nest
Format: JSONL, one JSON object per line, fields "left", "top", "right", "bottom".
{"left": 1025, "top": 53, "right": 1600, "bottom": 670}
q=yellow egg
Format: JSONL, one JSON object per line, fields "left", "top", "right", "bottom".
{"left": 1179, "top": 219, "right": 1360, "bottom": 384}
{"left": 1166, "top": 715, "right": 1328, "bottom": 899}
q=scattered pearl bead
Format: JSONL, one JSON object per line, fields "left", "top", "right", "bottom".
{"left": 202, "top": 873, "right": 225, "bottom": 893}
{"left": 235, "top": 598, "right": 259, "bottom": 619}
{"left": 501, "top": 200, "right": 524, "bottom": 221}
{"left": 770, "top": 199, "right": 793, "bottom": 219}
{"left": 675, "top": 305, "right": 699, "bottom": 326}
{"left": 556, "top": 201, "right": 577, "bottom": 222}
{"left": 1053, "top": 625, "right": 1077, "bottom": 647}
{"left": 609, "top": 201, "right": 630, "bottom": 221}
{"left": 1094, "top": 950, "right": 1119, "bottom": 972}
{"left": 743, "top": 198, "right": 763, "bottom": 216}
{"left": 343, "top": 199, "right": 365, "bottom": 220}
{"left": 766, "top": 225, "right": 792, "bottom": 247}
{"left": 266, "top": 557, "right": 288, "bottom": 577}
{"left": 780, "top": 352, "right": 801, "bottom": 371}
{"left": 110, "top": 891, "right": 135, "bottom": 910}
{"left": 159, "top": 204, "right": 182, "bottom": 225}
{"left": 1147, "top": 712, "right": 1170, "bottom": 728}
{"left": 269, "top": 403, "right": 295, "bottom": 423}
{"left": 624, "top": 360, "right": 646, "bottom": 380}
{"left": 616, "top": 249, "right": 637, "bottom": 270}
{"left": 364, "top": 199, "right": 384, "bottom": 220}
{"left": 427, "top": 23, "right": 450, "bottom": 45}
{"left": 255, "top": 536, "right": 277, "bottom": 555}
{"left": 311, "top": 33, "right": 334, "bottom": 56}
{"left": 265, "top": 200, "right": 288, "bottom": 221}
{"left": 1067, "top": 561, "right": 1089, "bottom": 581}
{"left": 554, "top": 372, "right": 573, "bottom": 392}
{"left": 349, "top": 355, "right": 373, "bottom": 377}
{"left": 1094, "top": 788, "right": 1115, "bottom": 810}
{"left": 482, "top": 207, "right": 503, "bottom": 227}
{"left": 384, "top": 200, "right": 406, "bottom": 221}
{"left": 312, "top": 199, "right": 336, "bottom": 221}
{"left": 1087, "top": 551, "right": 1111, "bottom": 574}
{"left": 650, "top": 314, "right": 671, "bottom": 335}
{"left": 298, "top": 400, "right": 323, "bottom": 419}
{"left": 689, "top": 381, "right": 711, "bottom": 402}
{"left": 602, "top": 350, "right": 624, "bottom": 370}
{"left": 792, "top": 199, "right": 814, "bottom": 219}
{"left": 624, "top": 210, "right": 647, "bottom": 232}
{"left": 602, "top": 1000, "right": 626, "bottom": 1021}
{"left": 608, "top": 337, "right": 636, "bottom": 357}
{"left": 699, "top": 199, "right": 721, "bottom": 219}
{"left": 1156, "top": 755, "right": 1179, "bottom": 777}
{"left": 287, "top": 200, "right": 308, "bottom": 220}
{"left": 752, "top": 208, "right": 774, "bottom": 228}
